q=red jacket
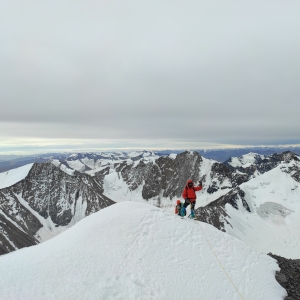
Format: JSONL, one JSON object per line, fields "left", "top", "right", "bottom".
{"left": 182, "top": 180, "right": 202, "bottom": 202}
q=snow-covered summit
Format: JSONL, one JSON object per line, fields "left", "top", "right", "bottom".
{"left": 0, "top": 202, "right": 285, "bottom": 300}
{"left": 0, "top": 163, "right": 33, "bottom": 189}
{"left": 226, "top": 152, "right": 265, "bottom": 168}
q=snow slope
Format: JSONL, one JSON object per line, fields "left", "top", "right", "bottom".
{"left": 223, "top": 161, "right": 300, "bottom": 259}
{"left": 0, "top": 163, "right": 33, "bottom": 189}
{"left": 228, "top": 153, "right": 264, "bottom": 168}
{"left": 0, "top": 202, "right": 285, "bottom": 300}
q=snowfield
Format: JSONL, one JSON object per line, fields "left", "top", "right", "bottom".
{"left": 0, "top": 163, "right": 33, "bottom": 189}
{"left": 0, "top": 202, "right": 285, "bottom": 300}
{"left": 223, "top": 161, "right": 300, "bottom": 259}
{"left": 228, "top": 153, "right": 264, "bottom": 168}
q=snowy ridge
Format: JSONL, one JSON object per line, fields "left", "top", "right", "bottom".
{"left": 196, "top": 158, "right": 300, "bottom": 258}
{"left": 0, "top": 164, "right": 33, "bottom": 189}
{"left": 0, "top": 202, "right": 286, "bottom": 300}
{"left": 227, "top": 152, "right": 265, "bottom": 168}
{"left": 51, "top": 159, "right": 75, "bottom": 175}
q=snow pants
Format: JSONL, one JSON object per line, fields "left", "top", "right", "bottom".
{"left": 183, "top": 199, "right": 196, "bottom": 211}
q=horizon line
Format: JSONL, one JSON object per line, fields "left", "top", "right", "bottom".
{"left": 1, "top": 143, "right": 300, "bottom": 156}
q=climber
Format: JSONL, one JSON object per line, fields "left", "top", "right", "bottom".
{"left": 181, "top": 179, "right": 203, "bottom": 218}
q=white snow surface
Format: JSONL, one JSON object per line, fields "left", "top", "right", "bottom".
{"left": 51, "top": 160, "right": 75, "bottom": 176}
{"left": 224, "top": 161, "right": 300, "bottom": 259}
{"left": 229, "top": 152, "right": 264, "bottom": 168}
{"left": 0, "top": 164, "right": 33, "bottom": 189}
{"left": 66, "top": 159, "right": 86, "bottom": 172}
{"left": 0, "top": 202, "right": 285, "bottom": 300}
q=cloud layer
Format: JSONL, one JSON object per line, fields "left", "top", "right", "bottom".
{"left": 1, "top": 0, "right": 299, "bottom": 152}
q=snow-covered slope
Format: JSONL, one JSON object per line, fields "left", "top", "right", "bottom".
{"left": 0, "top": 164, "right": 33, "bottom": 189}
{"left": 196, "top": 158, "right": 300, "bottom": 259}
{"left": 226, "top": 152, "right": 265, "bottom": 168}
{"left": 0, "top": 202, "right": 286, "bottom": 300}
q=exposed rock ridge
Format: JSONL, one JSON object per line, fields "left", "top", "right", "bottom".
{"left": 13, "top": 162, "right": 115, "bottom": 225}
{"left": 114, "top": 151, "right": 203, "bottom": 200}
{"left": 0, "top": 214, "right": 39, "bottom": 255}
{"left": 207, "top": 162, "right": 249, "bottom": 194}
{"left": 268, "top": 253, "right": 300, "bottom": 300}
{"left": 195, "top": 187, "right": 250, "bottom": 231}
{"left": 113, "top": 151, "right": 251, "bottom": 202}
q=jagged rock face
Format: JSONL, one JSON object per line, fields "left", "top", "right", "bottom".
{"left": 280, "top": 163, "right": 300, "bottom": 184}
{"left": 0, "top": 185, "right": 42, "bottom": 254}
{"left": 254, "top": 151, "right": 299, "bottom": 175}
{"left": 159, "top": 151, "right": 202, "bottom": 199}
{"left": 207, "top": 163, "right": 249, "bottom": 194}
{"left": 115, "top": 151, "right": 202, "bottom": 200}
{"left": 104, "top": 151, "right": 256, "bottom": 203}
{"left": 142, "top": 163, "right": 162, "bottom": 200}
{"left": 0, "top": 187, "right": 42, "bottom": 235}
{"left": 124, "top": 161, "right": 153, "bottom": 192}
{"left": 0, "top": 214, "right": 39, "bottom": 255}
{"left": 195, "top": 187, "right": 250, "bottom": 231}
{"left": 17, "top": 162, "right": 114, "bottom": 225}
{"left": 0, "top": 162, "right": 115, "bottom": 255}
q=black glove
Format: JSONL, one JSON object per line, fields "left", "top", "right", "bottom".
{"left": 198, "top": 181, "right": 202, "bottom": 186}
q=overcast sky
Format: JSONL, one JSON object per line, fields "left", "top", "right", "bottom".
{"left": 1, "top": 0, "right": 300, "bottom": 154}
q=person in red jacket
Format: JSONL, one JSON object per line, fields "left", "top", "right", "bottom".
{"left": 181, "top": 179, "right": 202, "bottom": 218}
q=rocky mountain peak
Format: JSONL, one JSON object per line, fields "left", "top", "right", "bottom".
{"left": 0, "top": 161, "right": 115, "bottom": 255}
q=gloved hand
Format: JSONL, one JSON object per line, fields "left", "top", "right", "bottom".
{"left": 198, "top": 181, "right": 202, "bottom": 186}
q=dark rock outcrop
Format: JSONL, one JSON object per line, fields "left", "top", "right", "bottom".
{"left": 11, "top": 162, "right": 115, "bottom": 226}
{"left": 269, "top": 253, "right": 300, "bottom": 300}
{"left": 116, "top": 151, "right": 203, "bottom": 200}
{"left": 207, "top": 162, "right": 249, "bottom": 193}
{"left": 194, "top": 187, "right": 250, "bottom": 231}
{"left": 0, "top": 214, "right": 39, "bottom": 255}
{"left": 114, "top": 151, "right": 250, "bottom": 202}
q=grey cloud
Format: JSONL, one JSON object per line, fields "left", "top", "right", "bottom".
{"left": 0, "top": 0, "right": 300, "bottom": 148}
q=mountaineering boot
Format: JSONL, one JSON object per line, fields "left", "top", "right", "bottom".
{"left": 190, "top": 210, "right": 195, "bottom": 219}
{"left": 180, "top": 206, "right": 186, "bottom": 218}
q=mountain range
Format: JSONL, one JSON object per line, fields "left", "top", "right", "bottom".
{"left": 0, "top": 149, "right": 299, "bottom": 260}
{"left": 1, "top": 145, "right": 299, "bottom": 172}
{"left": 1, "top": 149, "right": 300, "bottom": 298}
